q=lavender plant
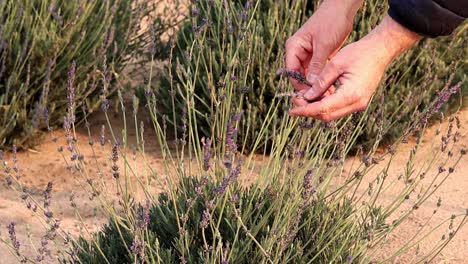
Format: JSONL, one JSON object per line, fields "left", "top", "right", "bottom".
{"left": 62, "top": 75, "right": 466, "bottom": 263}
{"left": 0, "top": 59, "right": 466, "bottom": 263}
{"left": 0, "top": 0, "right": 180, "bottom": 149}
{"left": 157, "top": 0, "right": 466, "bottom": 153}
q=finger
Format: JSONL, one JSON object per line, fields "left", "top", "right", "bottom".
{"left": 306, "top": 45, "right": 329, "bottom": 83}
{"left": 303, "top": 60, "right": 342, "bottom": 101}
{"left": 285, "top": 37, "right": 313, "bottom": 91}
{"left": 290, "top": 88, "right": 354, "bottom": 117}
{"left": 292, "top": 85, "right": 336, "bottom": 107}
{"left": 292, "top": 97, "right": 309, "bottom": 107}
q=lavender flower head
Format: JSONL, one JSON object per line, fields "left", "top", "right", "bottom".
{"left": 202, "top": 137, "right": 212, "bottom": 171}
{"left": 111, "top": 142, "right": 120, "bottom": 179}
{"left": 101, "top": 98, "right": 110, "bottom": 113}
{"left": 226, "top": 113, "right": 241, "bottom": 155}
{"left": 214, "top": 164, "right": 241, "bottom": 196}
{"left": 136, "top": 201, "right": 151, "bottom": 229}
{"left": 276, "top": 68, "right": 313, "bottom": 87}
{"left": 302, "top": 170, "right": 315, "bottom": 200}
{"left": 420, "top": 82, "right": 461, "bottom": 127}
{"left": 7, "top": 222, "right": 21, "bottom": 251}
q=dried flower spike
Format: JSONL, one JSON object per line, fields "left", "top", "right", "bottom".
{"left": 276, "top": 68, "right": 313, "bottom": 87}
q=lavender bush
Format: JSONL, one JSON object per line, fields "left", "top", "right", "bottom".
{"left": 2, "top": 57, "right": 466, "bottom": 263}
{"left": 0, "top": 0, "right": 179, "bottom": 149}
{"left": 157, "top": 0, "right": 466, "bottom": 153}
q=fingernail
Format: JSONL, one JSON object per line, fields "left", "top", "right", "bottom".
{"left": 306, "top": 73, "right": 318, "bottom": 83}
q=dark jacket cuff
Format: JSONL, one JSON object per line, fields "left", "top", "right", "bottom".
{"left": 388, "top": 0, "right": 467, "bottom": 38}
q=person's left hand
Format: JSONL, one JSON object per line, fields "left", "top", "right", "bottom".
{"left": 289, "top": 15, "right": 422, "bottom": 122}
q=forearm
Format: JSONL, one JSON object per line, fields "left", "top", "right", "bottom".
{"left": 361, "top": 15, "right": 423, "bottom": 66}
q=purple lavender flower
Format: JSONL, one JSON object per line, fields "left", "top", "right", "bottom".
{"left": 420, "top": 83, "right": 461, "bottom": 127}
{"left": 226, "top": 114, "right": 241, "bottom": 155}
{"left": 43, "top": 182, "right": 53, "bottom": 208}
{"left": 240, "top": 11, "right": 249, "bottom": 21}
{"left": 276, "top": 68, "right": 313, "bottom": 87}
{"left": 238, "top": 86, "right": 250, "bottom": 93}
{"left": 191, "top": 7, "right": 200, "bottom": 16}
{"left": 136, "top": 201, "right": 151, "bottom": 229}
{"left": 7, "top": 222, "right": 21, "bottom": 255}
{"left": 111, "top": 143, "right": 119, "bottom": 162}
{"left": 111, "top": 142, "right": 120, "bottom": 178}
{"left": 299, "top": 121, "right": 314, "bottom": 129}
{"left": 101, "top": 98, "right": 110, "bottom": 113}
{"left": 200, "top": 209, "right": 210, "bottom": 229}
{"left": 195, "top": 177, "right": 208, "bottom": 198}
{"left": 215, "top": 164, "right": 241, "bottom": 196}
{"left": 44, "top": 211, "right": 53, "bottom": 219}
{"left": 130, "top": 238, "right": 143, "bottom": 257}
{"left": 302, "top": 170, "right": 315, "bottom": 200}
{"left": 244, "top": 1, "right": 252, "bottom": 10}
{"left": 202, "top": 137, "right": 212, "bottom": 171}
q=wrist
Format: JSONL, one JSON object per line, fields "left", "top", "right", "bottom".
{"left": 365, "top": 15, "right": 423, "bottom": 65}
{"left": 325, "top": 0, "right": 364, "bottom": 19}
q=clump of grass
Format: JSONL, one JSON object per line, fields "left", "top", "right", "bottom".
{"left": 0, "top": 0, "right": 180, "bottom": 149}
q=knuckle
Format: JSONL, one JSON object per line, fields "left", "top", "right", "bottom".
{"left": 340, "top": 89, "right": 361, "bottom": 103}
{"left": 308, "top": 60, "right": 325, "bottom": 71}
{"left": 315, "top": 76, "right": 327, "bottom": 90}
{"left": 319, "top": 104, "right": 332, "bottom": 115}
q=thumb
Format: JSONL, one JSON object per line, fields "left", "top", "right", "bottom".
{"left": 304, "top": 60, "right": 341, "bottom": 101}
{"left": 306, "top": 51, "right": 328, "bottom": 84}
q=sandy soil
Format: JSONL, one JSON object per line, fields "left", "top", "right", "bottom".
{"left": 0, "top": 106, "right": 466, "bottom": 263}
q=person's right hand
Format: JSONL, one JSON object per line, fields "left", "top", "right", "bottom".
{"left": 285, "top": 0, "right": 363, "bottom": 91}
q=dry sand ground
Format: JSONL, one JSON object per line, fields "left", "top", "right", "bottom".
{"left": 0, "top": 107, "right": 466, "bottom": 263}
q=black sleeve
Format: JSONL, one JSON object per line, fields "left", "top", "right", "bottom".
{"left": 388, "top": 0, "right": 468, "bottom": 37}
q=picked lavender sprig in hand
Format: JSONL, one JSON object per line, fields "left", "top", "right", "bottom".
{"left": 276, "top": 68, "right": 313, "bottom": 88}
{"left": 275, "top": 68, "right": 311, "bottom": 100}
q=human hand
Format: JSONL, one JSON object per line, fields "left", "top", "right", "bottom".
{"left": 285, "top": 0, "right": 364, "bottom": 91}
{"left": 290, "top": 15, "right": 423, "bottom": 121}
